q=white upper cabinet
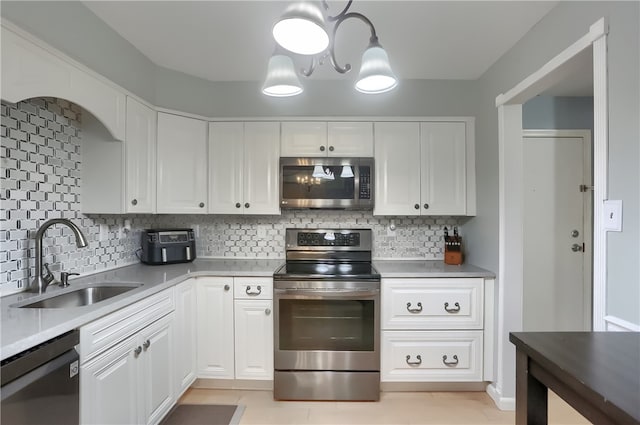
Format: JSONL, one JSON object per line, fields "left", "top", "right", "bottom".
{"left": 281, "top": 121, "right": 327, "bottom": 157}
{"left": 374, "top": 120, "right": 476, "bottom": 216}
{"left": 281, "top": 121, "right": 373, "bottom": 157}
{"left": 327, "top": 122, "right": 374, "bottom": 157}
{"left": 156, "top": 112, "right": 208, "bottom": 213}
{"left": 420, "top": 122, "right": 467, "bottom": 215}
{"left": 209, "top": 121, "right": 280, "bottom": 215}
{"left": 125, "top": 97, "right": 156, "bottom": 213}
{"left": 374, "top": 122, "right": 422, "bottom": 216}
{"left": 1, "top": 25, "right": 126, "bottom": 141}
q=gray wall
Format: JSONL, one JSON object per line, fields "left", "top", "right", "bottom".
{"left": 468, "top": 0, "right": 639, "bottom": 400}
{"left": 1, "top": 1, "right": 157, "bottom": 103}
{"left": 523, "top": 96, "right": 594, "bottom": 130}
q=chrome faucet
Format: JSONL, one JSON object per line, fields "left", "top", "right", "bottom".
{"left": 29, "top": 218, "right": 88, "bottom": 293}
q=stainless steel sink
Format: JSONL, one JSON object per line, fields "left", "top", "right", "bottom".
{"left": 19, "top": 284, "right": 141, "bottom": 309}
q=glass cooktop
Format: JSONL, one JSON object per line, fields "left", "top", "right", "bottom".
{"left": 273, "top": 262, "right": 380, "bottom": 280}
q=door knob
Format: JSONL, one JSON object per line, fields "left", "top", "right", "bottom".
{"left": 571, "top": 230, "right": 580, "bottom": 238}
{"left": 571, "top": 244, "right": 583, "bottom": 252}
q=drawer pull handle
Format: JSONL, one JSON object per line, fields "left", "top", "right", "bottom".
{"left": 142, "top": 340, "right": 151, "bottom": 351}
{"left": 406, "top": 302, "right": 423, "bottom": 313}
{"left": 405, "top": 355, "right": 422, "bottom": 366}
{"left": 442, "top": 354, "right": 459, "bottom": 366}
{"left": 134, "top": 346, "right": 142, "bottom": 357}
{"left": 444, "top": 302, "right": 461, "bottom": 313}
{"left": 246, "top": 285, "right": 262, "bottom": 296}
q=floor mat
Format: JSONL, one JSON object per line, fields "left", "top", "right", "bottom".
{"left": 160, "top": 404, "right": 245, "bottom": 425}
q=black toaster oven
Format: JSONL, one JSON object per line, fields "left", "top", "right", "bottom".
{"left": 140, "top": 229, "right": 196, "bottom": 265}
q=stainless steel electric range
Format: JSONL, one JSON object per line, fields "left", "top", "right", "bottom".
{"left": 273, "top": 228, "right": 380, "bottom": 401}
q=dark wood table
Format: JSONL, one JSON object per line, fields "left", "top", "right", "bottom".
{"left": 510, "top": 332, "right": 640, "bottom": 425}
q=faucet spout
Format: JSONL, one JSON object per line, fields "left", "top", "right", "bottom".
{"left": 29, "top": 218, "right": 88, "bottom": 293}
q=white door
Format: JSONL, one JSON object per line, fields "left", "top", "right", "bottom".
{"left": 140, "top": 314, "right": 174, "bottom": 425}
{"left": 373, "top": 122, "right": 421, "bottom": 216}
{"left": 327, "top": 122, "right": 374, "bottom": 157}
{"left": 523, "top": 130, "right": 592, "bottom": 331}
{"left": 174, "top": 279, "right": 197, "bottom": 397}
{"left": 196, "top": 277, "right": 235, "bottom": 378}
{"left": 234, "top": 299, "right": 274, "bottom": 380}
{"left": 156, "top": 112, "right": 208, "bottom": 213}
{"left": 81, "top": 336, "right": 139, "bottom": 425}
{"left": 280, "top": 121, "right": 327, "bottom": 157}
{"left": 209, "top": 122, "right": 244, "bottom": 214}
{"left": 420, "top": 122, "right": 467, "bottom": 215}
{"left": 125, "top": 97, "right": 156, "bottom": 213}
{"left": 243, "top": 122, "right": 280, "bottom": 214}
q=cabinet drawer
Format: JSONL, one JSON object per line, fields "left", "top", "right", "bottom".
{"left": 234, "top": 277, "right": 273, "bottom": 300}
{"left": 382, "top": 278, "right": 483, "bottom": 329}
{"left": 80, "top": 288, "right": 174, "bottom": 363}
{"left": 381, "top": 331, "right": 483, "bottom": 382}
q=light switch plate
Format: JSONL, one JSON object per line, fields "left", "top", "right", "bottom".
{"left": 603, "top": 200, "right": 622, "bottom": 232}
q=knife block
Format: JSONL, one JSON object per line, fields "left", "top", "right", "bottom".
{"left": 444, "top": 237, "right": 463, "bottom": 265}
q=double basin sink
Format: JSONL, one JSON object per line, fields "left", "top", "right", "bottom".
{"left": 14, "top": 283, "right": 141, "bottom": 309}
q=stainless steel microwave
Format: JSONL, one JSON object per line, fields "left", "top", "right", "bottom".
{"left": 280, "top": 157, "right": 374, "bottom": 210}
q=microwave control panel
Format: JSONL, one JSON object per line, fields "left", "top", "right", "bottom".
{"left": 359, "top": 166, "right": 371, "bottom": 200}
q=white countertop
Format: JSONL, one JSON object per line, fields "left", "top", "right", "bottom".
{"left": 373, "top": 260, "right": 495, "bottom": 278}
{"left": 0, "top": 258, "right": 283, "bottom": 361}
{"left": 1, "top": 258, "right": 493, "bottom": 361}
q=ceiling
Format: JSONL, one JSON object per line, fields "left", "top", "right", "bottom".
{"left": 83, "top": 1, "right": 561, "bottom": 85}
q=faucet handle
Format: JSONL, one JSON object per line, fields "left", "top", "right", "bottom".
{"left": 42, "top": 263, "right": 55, "bottom": 285}
{"left": 60, "top": 272, "right": 80, "bottom": 287}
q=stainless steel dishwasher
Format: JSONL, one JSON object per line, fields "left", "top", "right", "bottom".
{"left": 1, "top": 330, "right": 80, "bottom": 425}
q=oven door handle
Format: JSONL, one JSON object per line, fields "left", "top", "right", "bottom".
{"left": 274, "top": 288, "right": 379, "bottom": 298}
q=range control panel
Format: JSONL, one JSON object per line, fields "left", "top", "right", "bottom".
{"left": 297, "top": 232, "right": 361, "bottom": 247}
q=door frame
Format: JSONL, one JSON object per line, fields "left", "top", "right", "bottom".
{"left": 522, "top": 129, "right": 593, "bottom": 331}
{"left": 489, "top": 18, "right": 608, "bottom": 410}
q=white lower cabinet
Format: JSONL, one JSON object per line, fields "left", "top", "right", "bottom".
{"left": 174, "top": 278, "right": 197, "bottom": 397}
{"left": 381, "top": 278, "right": 489, "bottom": 383}
{"left": 196, "top": 276, "right": 273, "bottom": 382}
{"left": 80, "top": 288, "right": 175, "bottom": 425}
{"left": 196, "top": 277, "right": 235, "bottom": 379}
{"left": 81, "top": 313, "right": 174, "bottom": 425}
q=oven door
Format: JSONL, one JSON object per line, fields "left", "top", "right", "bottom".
{"left": 274, "top": 283, "right": 380, "bottom": 371}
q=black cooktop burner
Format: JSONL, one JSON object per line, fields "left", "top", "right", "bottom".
{"left": 273, "top": 262, "right": 380, "bottom": 280}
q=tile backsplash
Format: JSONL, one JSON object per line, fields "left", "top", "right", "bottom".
{"left": 1, "top": 98, "right": 464, "bottom": 292}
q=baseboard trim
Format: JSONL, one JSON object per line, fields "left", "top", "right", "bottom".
{"left": 381, "top": 382, "right": 487, "bottom": 392}
{"left": 486, "top": 383, "right": 515, "bottom": 411}
{"left": 604, "top": 315, "right": 640, "bottom": 332}
{"left": 193, "top": 378, "right": 273, "bottom": 390}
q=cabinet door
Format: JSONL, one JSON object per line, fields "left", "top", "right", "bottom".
{"left": 196, "top": 277, "right": 234, "bottom": 379}
{"left": 81, "top": 336, "right": 139, "bottom": 425}
{"left": 234, "top": 299, "right": 274, "bottom": 380}
{"left": 373, "top": 122, "right": 421, "bottom": 216}
{"left": 140, "top": 314, "right": 174, "bottom": 425}
{"left": 243, "top": 122, "right": 280, "bottom": 215}
{"left": 174, "top": 279, "right": 197, "bottom": 398}
{"left": 125, "top": 97, "right": 156, "bottom": 213}
{"left": 327, "top": 122, "right": 373, "bottom": 157}
{"left": 281, "top": 121, "right": 327, "bottom": 157}
{"left": 157, "top": 112, "right": 208, "bottom": 213}
{"left": 420, "top": 122, "right": 467, "bottom": 215}
{"left": 209, "top": 122, "right": 244, "bottom": 214}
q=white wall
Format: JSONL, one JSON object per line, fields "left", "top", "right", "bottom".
{"left": 467, "top": 0, "right": 640, "bottom": 402}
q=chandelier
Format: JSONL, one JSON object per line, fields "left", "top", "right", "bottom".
{"left": 262, "top": 0, "right": 398, "bottom": 97}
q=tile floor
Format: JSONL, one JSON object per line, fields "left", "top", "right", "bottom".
{"left": 179, "top": 388, "right": 590, "bottom": 424}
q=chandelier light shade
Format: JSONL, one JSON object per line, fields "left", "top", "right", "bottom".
{"left": 355, "top": 42, "right": 398, "bottom": 94}
{"left": 272, "top": 1, "right": 329, "bottom": 55}
{"left": 262, "top": 53, "right": 304, "bottom": 97}
{"left": 264, "top": 0, "right": 398, "bottom": 97}
{"left": 341, "top": 165, "right": 354, "bottom": 178}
